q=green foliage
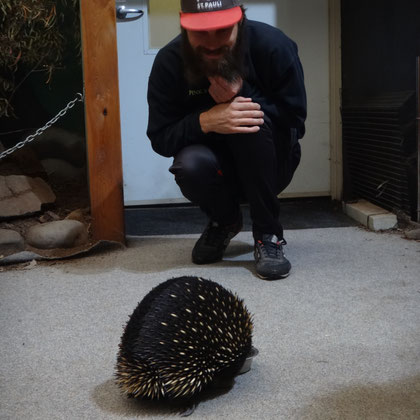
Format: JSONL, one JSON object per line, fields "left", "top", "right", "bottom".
{"left": 0, "top": 0, "right": 80, "bottom": 117}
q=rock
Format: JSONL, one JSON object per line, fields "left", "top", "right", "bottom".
{"left": 9, "top": 147, "right": 46, "bottom": 177}
{"left": 39, "top": 211, "right": 61, "bottom": 223}
{"left": 40, "top": 158, "right": 86, "bottom": 182}
{"left": 31, "top": 127, "right": 86, "bottom": 168}
{"left": 0, "top": 175, "right": 56, "bottom": 218}
{"left": 405, "top": 228, "right": 420, "bottom": 240}
{"left": 0, "top": 228, "right": 25, "bottom": 254}
{"left": 26, "top": 220, "right": 88, "bottom": 249}
{"left": 23, "top": 260, "right": 37, "bottom": 270}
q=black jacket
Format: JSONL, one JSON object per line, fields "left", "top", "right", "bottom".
{"left": 147, "top": 19, "right": 307, "bottom": 158}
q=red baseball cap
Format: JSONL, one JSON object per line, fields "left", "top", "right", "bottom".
{"left": 180, "top": 0, "right": 243, "bottom": 31}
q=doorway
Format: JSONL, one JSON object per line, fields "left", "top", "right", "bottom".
{"left": 116, "top": 0, "right": 332, "bottom": 205}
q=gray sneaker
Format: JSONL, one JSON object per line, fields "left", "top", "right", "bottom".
{"left": 254, "top": 234, "right": 291, "bottom": 280}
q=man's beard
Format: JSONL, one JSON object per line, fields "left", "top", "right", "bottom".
{"left": 181, "top": 23, "right": 246, "bottom": 85}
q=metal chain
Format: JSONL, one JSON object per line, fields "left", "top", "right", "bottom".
{"left": 0, "top": 92, "right": 84, "bottom": 161}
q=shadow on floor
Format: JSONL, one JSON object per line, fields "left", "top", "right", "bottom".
{"left": 91, "top": 377, "right": 235, "bottom": 418}
{"left": 51, "top": 237, "right": 256, "bottom": 276}
{"left": 298, "top": 374, "right": 420, "bottom": 419}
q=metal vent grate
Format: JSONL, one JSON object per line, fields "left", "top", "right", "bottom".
{"left": 342, "top": 91, "right": 416, "bottom": 216}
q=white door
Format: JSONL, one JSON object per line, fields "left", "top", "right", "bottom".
{"left": 116, "top": 0, "right": 331, "bottom": 205}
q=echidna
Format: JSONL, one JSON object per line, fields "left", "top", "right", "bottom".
{"left": 115, "top": 276, "right": 253, "bottom": 400}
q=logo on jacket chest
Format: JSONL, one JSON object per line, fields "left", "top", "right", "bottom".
{"left": 188, "top": 88, "right": 208, "bottom": 96}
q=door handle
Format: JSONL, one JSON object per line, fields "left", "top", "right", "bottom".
{"left": 116, "top": 6, "right": 144, "bottom": 20}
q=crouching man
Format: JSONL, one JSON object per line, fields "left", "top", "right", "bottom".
{"left": 147, "top": 0, "right": 307, "bottom": 279}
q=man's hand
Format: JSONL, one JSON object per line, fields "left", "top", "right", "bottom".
{"left": 208, "top": 76, "right": 243, "bottom": 103}
{"left": 200, "top": 96, "right": 264, "bottom": 134}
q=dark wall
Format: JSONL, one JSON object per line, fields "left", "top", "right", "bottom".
{"left": 341, "top": 0, "right": 419, "bottom": 219}
{"left": 0, "top": 1, "right": 83, "bottom": 144}
{"left": 341, "top": 0, "right": 420, "bottom": 100}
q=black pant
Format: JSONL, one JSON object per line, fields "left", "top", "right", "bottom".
{"left": 169, "top": 124, "right": 301, "bottom": 240}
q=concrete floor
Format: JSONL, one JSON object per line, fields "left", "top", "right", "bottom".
{"left": 1, "top": 225, "right": 419, "bottom": 419}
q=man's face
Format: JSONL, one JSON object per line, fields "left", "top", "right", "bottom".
{"left": 183, "top": 24, "right": 242, "bottom": 81}
{"left": 186, "top": 25, "right": 239, "bottom": 63}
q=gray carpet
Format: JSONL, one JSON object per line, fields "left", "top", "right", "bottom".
{"left": 1, "top": 227, "right": 419, "bottom": 419}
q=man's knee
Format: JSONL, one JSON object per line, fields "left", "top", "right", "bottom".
{"left": 169, "top": 144, "right": 221, "bottom": 182}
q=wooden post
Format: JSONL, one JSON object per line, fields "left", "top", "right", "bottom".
{"left": 80, "top": 0, "right": 125, "bottom": 243}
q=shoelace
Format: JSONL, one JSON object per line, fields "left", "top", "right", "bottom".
{"left": 257, "top": 239, "right": 283, "bottom": 258}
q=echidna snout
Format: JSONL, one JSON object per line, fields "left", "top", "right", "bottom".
{"left": 115, "top": 276, "right": 253, "bottom": 400}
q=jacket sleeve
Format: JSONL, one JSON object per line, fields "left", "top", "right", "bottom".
{"left": 146, "top": 50, "right": 208, "bottom": 158}
{"left": 269, "top": 44, "right": 307, "bottom": 140}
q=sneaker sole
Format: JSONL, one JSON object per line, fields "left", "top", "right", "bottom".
{"left": 256, "top": 271, "right": 290, "bottom": 280}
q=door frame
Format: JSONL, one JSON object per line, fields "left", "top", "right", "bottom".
{"left": 329, "top": 0, "right": 343, "bottom": 201}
